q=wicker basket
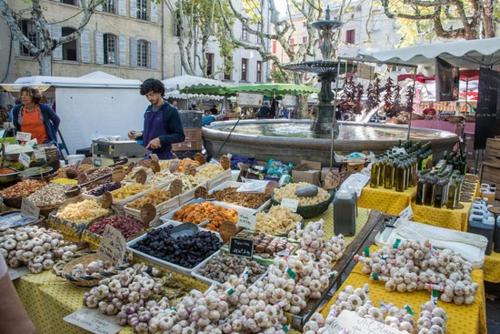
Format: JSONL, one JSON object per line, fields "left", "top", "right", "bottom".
{"left": 272, "top": 191, "right": 335, "bottom": 219}
{"left": 56, "top": 253, "right": 128, "bottom": 287}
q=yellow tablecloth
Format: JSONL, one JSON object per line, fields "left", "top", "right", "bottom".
{"left": 358, "top": 186, "right": 416, "bottom": 216}
{"left": 484, "top": 251, "right": 500, "bottom": 283}
{"left": 321, "top": 262, "right": 487, "bottom": 334}
{"left": 14, "top": 205, "right": 368, "bottom": 334}
{"left": 411, "top": 201, "right": 472, "bottom": 231}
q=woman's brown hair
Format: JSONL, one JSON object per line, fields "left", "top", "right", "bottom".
{"left": 20, "top": 86, "right": 42, "bottom": 105}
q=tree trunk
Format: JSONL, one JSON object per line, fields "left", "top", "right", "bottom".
{"left": 482, "top": 0, "right": 495, "bottom": 38}
{"left": 38, "top": 54, "right": 52, "bottom": 75}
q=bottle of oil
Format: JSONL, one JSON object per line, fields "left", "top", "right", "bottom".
{"left": 446, "top": 175, "right": 459, "bottom": 209}
{"left": 395, "top": 160, "right": 405, "bottom": 192}
{"left": 370, "top": 159, "right": 380, "bottom": 188}
{"left": 384, "top": 155, "right": 394, "bottom": 189}
{"left": 424, "top": 171, "right": 436, "bottom": 205}
{"left": 416, "top": 170, "right": 428, "bottom": 205}
{"left": 433, "top": 173, "right": 447, "bottom": 208}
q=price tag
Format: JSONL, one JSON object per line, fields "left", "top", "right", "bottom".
{"left": 21, "top": 198, "right": 40, "bottom": 219}
{"left": 399, "top": 205, "right": 413, "bottom": 221}
{"left": 238, "top": 211, "right": 256, "bottom": 231}
{"left": 281, "top": 198, "right": 299, "bottom": 212}
{"left": 16, "top": 131, "right": 31, "bottom": 142}
{"left": 98, "top": 225, "right": 126, "bottom": 266}
{"left": 19, "top": 152, "right": 31, "bottom": 168}
{"left": 229, "top": 237, "right": 254, "bottom": 258}
{"left": 9, "top": 267, "right": 29, "bottom": 281}
{"left": 34, "top": 148, "right": 47, "bottom": 161}
{"left": 64, "top": 308, "right": 122, "bottom": 334}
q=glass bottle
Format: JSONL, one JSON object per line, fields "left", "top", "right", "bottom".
{"left": 416, "top": 170, "right": 428, "bottom": 205}
{"left": 384, "top": 155, "right": 394, "bottom": 189}
{"left": 424, "top": 171, "right": 437, "bottom": 206}
{"left": 395, "top": 160, "right": 405, "bottom": 192}
{"left": 370, "top": 159, "right": 380, "bottom": 188}
{"left": 433, "top": 173, "right": 447, "bottom": 208}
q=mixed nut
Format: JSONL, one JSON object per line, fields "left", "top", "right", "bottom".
{"left": 208, "top": 187, "right": 269, "bottom": 209}
{"left": 56, "top": 199, "right": 110, "bottom": 224}
{"left": 256, "top": 206, "right": 302, "bottom": 235}
{"left": 0, "top": 179, "right": 46, "bottom": 198}
{"left": 237, "top": 230, "right": 296, "bottom": 258}
{"left": 27, "top": 183, "right": 68, "bottom": 207}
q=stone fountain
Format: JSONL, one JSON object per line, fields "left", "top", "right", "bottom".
{"left": 283, "top": 6, "right": 344, "bottom": 136}
{"left": 201, "top": 7, "right": 458, "bottom": 165}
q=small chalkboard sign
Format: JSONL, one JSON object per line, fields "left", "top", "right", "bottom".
{"left": 229, "top": 237, "right": 254, "bottom": 258}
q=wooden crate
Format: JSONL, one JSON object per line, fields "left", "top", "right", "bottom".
{"left": 173, "top": 128, "right": 202, "bottom": 151}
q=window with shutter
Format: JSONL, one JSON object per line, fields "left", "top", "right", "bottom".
{"left": 80, "top": 29, "right": 91, "bottom": 63}
{"left": 241, "top": 58, "right": 248, "bottom": 81}
{"left": 102, "top": 0, "right": 116, "bottom": 14}
{"left": 119, "top": 35, "right": 127, "bottom": 65}
{"left": 95, "top": 32, "right": 104, "bottom": 64}
{"left": 345, "top": 29, "right": 355, "bottom": 44}
{"left": 61, "top": 27, "right": 78, "bottom": 61}
{"left": 256, "top": 61, "right": 262, "bottom": 83}
{"left": 103, "top": 34, "right": 117, "bottom": 64}
{"left": 51, "top": 25, "right": 62, "bottom": 60}
{"left": 60, "top": 0, "right": 78, "bottom": 5}
{"left": 130, "top": 37, "right": 137, "bottom": 67}
{"left": 137, "top": 39, "right": 149, "bottom": 67}
{"left": 136, "top": 0, "right": 149, "bottom": 21}
{"left": 118, "top": 0, "right": 126, "bottom": 16}
{"left": 19, "top": 20, "right": 39, "bottom": 56}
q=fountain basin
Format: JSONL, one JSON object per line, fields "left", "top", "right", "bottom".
{"left": 202, "top": 120, "right": 458, "bottom": 165}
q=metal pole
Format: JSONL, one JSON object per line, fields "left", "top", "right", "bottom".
{"left": 330, "top": 60, "right": 342, "bottom": 168}
{"left": 407, "top": 67, "right": 418, "bottom": 141}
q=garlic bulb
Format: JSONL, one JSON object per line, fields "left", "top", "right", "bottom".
{"left": 356, "top": 240, "right": 477, "bottom": 305}
{"left": 0, "top": 225, "right": 76, "bottom": 273}
{"left": 416, "top": 301, "right": 447, "bottom": 334}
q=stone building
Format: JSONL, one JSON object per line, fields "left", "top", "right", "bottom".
{"left": 1, "top": 0, "right": 163, "bottom": 81}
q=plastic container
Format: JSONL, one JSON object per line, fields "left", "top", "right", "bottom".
{"left": 333, "top": 189, "right": 356, "bottom": 236}
{"left": 494, "top": 215, "right": 500, "bottom": 253}
{"left": 468, "top": 215, "right": 494, "bottom": 255}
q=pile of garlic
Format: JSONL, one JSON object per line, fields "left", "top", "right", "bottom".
{"left": 0, "top": 225, "right": 77, "bottom": 273}
{"left": 356, "top": 240, "right": 478, "bottom": 304}
{"left": 303, "top": 284, "right": 420, "bottom": 334}
{"left": 83, "top": 264, "right": 169, "bottom": 333}
{"left": 148, "top": 275, "right": 288, "bottom": 334}
{"left": 416, "top": 301, "right": 447, "bottom": 334}
{"left": 298, "top": 219, "right": 345, "bottom": 262}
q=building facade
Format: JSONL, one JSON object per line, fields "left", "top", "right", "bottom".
{"left": 163, "top": 0, "right": 272, "bottom": 83}
{"left": 0, "top": 0, "right": 271, "bottom": 84}
{"left": 1, "top": 0, "right": 165, "bottom": 81}
{"left": 271, "top": 0, "right": 401, "bottom": 65}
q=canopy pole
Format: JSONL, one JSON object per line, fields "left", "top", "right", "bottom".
{"left": 330, "top": 60, "right": 342, "bottom": 168}
{"left": 407, "top": 67, "right": 418, "bottom": 141}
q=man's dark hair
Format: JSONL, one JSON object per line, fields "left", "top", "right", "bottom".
{"left": 140, "top": 79, "right": 165, "bottom": 97}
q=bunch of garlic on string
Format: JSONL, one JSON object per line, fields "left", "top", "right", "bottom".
{"left": 83, "top": 263, "right": 167, "bottom": 333}
{"left": 0, "top": 225, "right": 77, "bottom": 273}
{"left": 416, "top": 301, "right": 447, "bottom": 334}
{"left": 355, "top": 240, "right": 478, "bottom": 304}
{"left": 299, "top": 219, "right": 346, "bottom": 264}
{"left": 303, "top": 284, "right": 415, "bottom": 334}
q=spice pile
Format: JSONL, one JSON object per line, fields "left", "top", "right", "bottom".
{"left": 56, "top": 199, "right": 110, "bottom": 224}
{"left": 172, "top": 202, "right": 238, "bottom": 231}
{"left": 88, "top": 215, "right": 144, "bottom": 239}
{"left": 0, "top": 179, "right": 45, "bottom": 198}
{"left": 209, "top": 187, "right": 269, "bottom": 209}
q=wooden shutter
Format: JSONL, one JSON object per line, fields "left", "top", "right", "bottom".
{"left": 50, "top": 25, "right": 62, "bottom": 60}
{"left": 95, "top": 31, "right": 104, "bottom": 64}
{"left": 119, "top": 35, "right": 127, "bottom": 66}
{"left": 80, "top": 29, "right": 91, "bottom": 63}
{"left": 150, "top": 1, "right": 159, "bottom": 23}
{"left": 118, "top": 0, "right": 126, "bottom": 16}
{"left": 130, "top": 37, "right": 137, "bottom": 67}
{"left": 150, "top": 40, "right": 159, "bottom": 69}
{"left": 130, "top": 0, "right": 137, "bottom": 18}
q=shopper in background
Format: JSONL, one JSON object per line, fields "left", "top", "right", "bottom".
{"left": 256, "top": 101, "right": 271, "bottom": 119}
{"left": 0, "top": 256, "right": 36, "bottom": 333}
{"left": 11, "top": 87, "right": 60, "bottom": 144}
{"left": 128, "top": 79, "right": 185, "bottom": 159}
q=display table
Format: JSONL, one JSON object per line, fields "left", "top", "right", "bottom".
{"left": 14, "top": 205, "right": 371, "bottom": 334}
{"left": 358, "top": 186, "right": 416, "bottom": 216}
{"left": 411, "top": 201, "right": 472, "bottom": 231}
{"left": 321, "top": 262, "right": 487, "bottom": 334}
{"left": 483, "top": 251, "right": 500, "bottom": 283}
